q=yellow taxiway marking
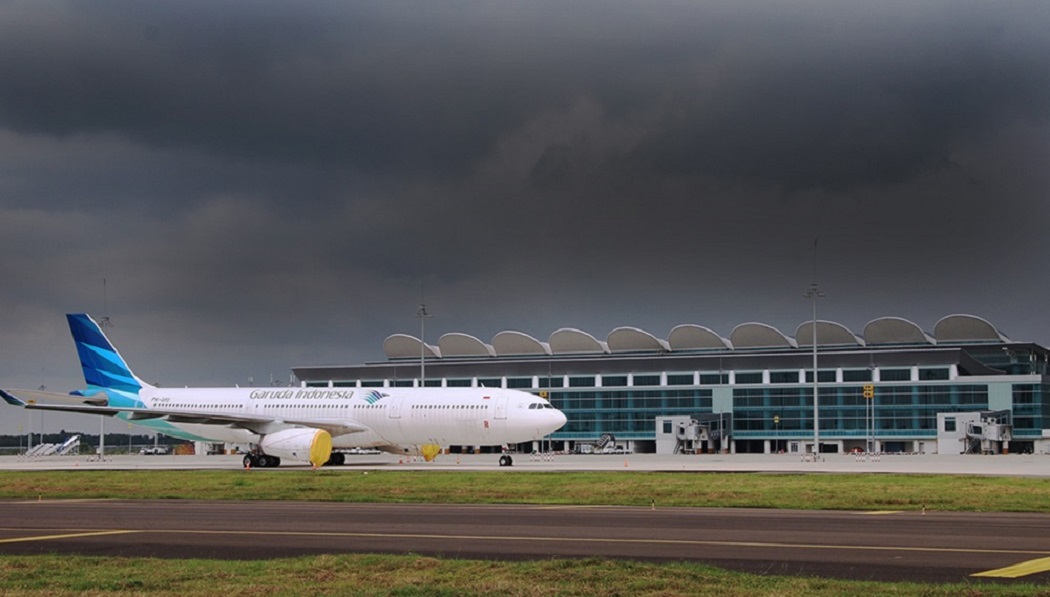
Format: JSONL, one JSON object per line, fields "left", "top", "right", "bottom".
{"left": 0, "top": 530, "right": 139, "bottom": 544}
{"left": 973, "top": 556, "right": 1050, "bottom": 578}
{"left": 531, "top": 505, "right": 628, "bottom": 510}
{"left": 13, "top": 499, "right": 115, "bottom": 505}
{"left": 534, "top": 506, "right": 907, "bottom": 515}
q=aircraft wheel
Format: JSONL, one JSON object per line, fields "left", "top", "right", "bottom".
{"left": 330, "top": 453, "right": 345, "bottom": 466}
{"left": 243, "top": 455, "right": 256, "bottom": 468}
{"left": 256, "top": 455, "right": 271, "bottom": 468}
{"left": 499, "top": 455, "right": 513, "bottom": 467}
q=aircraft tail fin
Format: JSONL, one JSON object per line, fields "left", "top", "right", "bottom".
{"left": 66, "top": 314, "right": 150, "bottom": 393}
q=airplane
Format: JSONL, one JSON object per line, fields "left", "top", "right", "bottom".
{"left": 1, "top": 314, "right": 566, "bottom": 468}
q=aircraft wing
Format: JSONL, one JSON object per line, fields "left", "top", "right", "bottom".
{"left": 1, "top": 390, "right": 369, "bottom": 437}
{"left": 1, "top": 388, "right": 108, "bottom": 407}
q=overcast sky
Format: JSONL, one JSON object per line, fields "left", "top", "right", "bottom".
{"left": 1, "top": 2, "right": 1049, "bottom": 435}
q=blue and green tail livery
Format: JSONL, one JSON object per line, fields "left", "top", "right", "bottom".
{"left": 66, "top": 313, "right": 148, "bottom": 406}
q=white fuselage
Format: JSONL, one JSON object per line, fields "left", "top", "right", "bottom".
{"left": 136, "top": 386, "right": 565, "bottom": 449}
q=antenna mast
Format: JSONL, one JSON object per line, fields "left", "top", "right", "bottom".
{"left": 100, "top": 278, "right": 112, "bottom": 329}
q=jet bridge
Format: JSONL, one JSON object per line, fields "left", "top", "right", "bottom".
{"left": 937, "top": 410, "right": 1012, "bottom": 455}
{"left": 962, "top": 414, "right": 1012, "bottom": 455}
{"left": 656, "top": 413, "right": 732, "bottom": 454}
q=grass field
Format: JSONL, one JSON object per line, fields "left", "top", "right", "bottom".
{"left": 0, "top": 470, "right": 1049, "bottom": 512}
{"left": 1, "top": 554, "right": 1047, "bottom": 597}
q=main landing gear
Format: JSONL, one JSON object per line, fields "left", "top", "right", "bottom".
{"left": 498, "top": 454, "right": 513, "bottom": 467}
{"left": 243, "top": 453, "right": 281, "bottom": 468}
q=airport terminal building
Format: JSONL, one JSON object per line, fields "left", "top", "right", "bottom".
{"left": 292, "top": 314, "right": 1050, "bottom": 455}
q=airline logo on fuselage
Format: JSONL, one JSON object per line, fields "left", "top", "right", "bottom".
{"left": 248, "top": 389, "right": 357, "bottom": 400}
{"left": 364, "top": 390, "right": 387, "bottom": 405}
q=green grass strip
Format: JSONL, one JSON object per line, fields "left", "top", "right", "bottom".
{"left": 1, "top": 470, "right": 1049, "bottom": 512}
{"left": 1, "top": 554, "right": 1047, "bottom": 597}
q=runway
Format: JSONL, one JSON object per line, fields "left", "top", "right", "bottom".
{"left": 1, "top": 499, "right": 1048, "bottom": 584}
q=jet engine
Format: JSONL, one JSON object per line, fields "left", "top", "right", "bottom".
{"left": 260, "top": 428, "right": 332, "bottom": 468}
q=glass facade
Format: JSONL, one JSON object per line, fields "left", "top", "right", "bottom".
{"left": 730, "top": 383, "right": 992, "bottom": 438}
{"left": 1013, "top": 384, "right": 1048, "bottom": 437}
{"left": 548, "top": 383, "right": 713, "bottom": 439}
{"left": 296, "top": 340, "right": 1050, "bottom": 453}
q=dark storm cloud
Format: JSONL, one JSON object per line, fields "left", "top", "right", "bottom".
{"left": 3, "top": 2, "right": 1039, "bottom": 196}
{"left": 0, "top": 1, "right": 1049, "bottom": 428}
{"left": 625, "top": 5, "right": 1050, "bottom": 191}
{"left": 0, "top": 2, "right": 558, "bottom": 179}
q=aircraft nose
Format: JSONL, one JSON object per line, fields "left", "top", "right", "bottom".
{"left": 550, "top": 408, "right": 567, "bottom": 430}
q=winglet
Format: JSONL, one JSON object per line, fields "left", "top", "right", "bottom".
{"left": 0, "top": 389, "right": 27, "bottom": 406}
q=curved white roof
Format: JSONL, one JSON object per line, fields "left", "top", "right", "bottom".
{"left": 607, "top": 327, "right": 670, "bottom": 352}
{"left": 795, "top": 320, "right": 865, "bottom": 347}
{"left": 438, "top": 333, "right": 495, "bottom": 358}
{"left": 549, "top": 328, "right": 609, "bottom": 354}
{"left": 934, "top": 314, "right": 1010, "bottom": 343}
{"left": 730, "top": 323, "right": 797, "bottom": 349}
{"left": 667, "top": 324, "right": 733, "bottom": 350}
{"left": 863, "top": 317, "right": 934, "bottom": 345}
{"left": 383, "top": 334, "right": 441, "bottom": 359}
{"left": 491, "top": 331, "right": 552, "bottom": 356}
{"left": 384, "top": 314, "right": 1009, "bottom": 360}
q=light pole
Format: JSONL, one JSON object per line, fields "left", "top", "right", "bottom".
{"left": 870, "top": 390, "right": 875, "bottom": 455}
{"left": 867, "top": 391, "right": 871, "bottom": 454}
{"left": 863, "top": 382, "right": 875, "bottom": 457}
{"left": 870, "top": 387, "right": 876, "bottom": 455}
{"left": 416, "top": 301, "right": 431, "bottom": 387}
{"left": 774, "top": 414, "right": 780, "bottom": 453}
{"left": 804, "top": 283, "right": 825, "bottom": 458}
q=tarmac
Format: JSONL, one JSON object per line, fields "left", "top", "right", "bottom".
{"left": 1, "top": 451, "right": 1048, "bottom": 476}
{"left": 4, "top": 499, "right": 1047, "bottom": 583}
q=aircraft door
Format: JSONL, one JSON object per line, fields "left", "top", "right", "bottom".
{"left": 494, "top": 396, "right": 508, "bottom": 420}
{"left": 387, "top": 396, "right": 403, "bottom": 419}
